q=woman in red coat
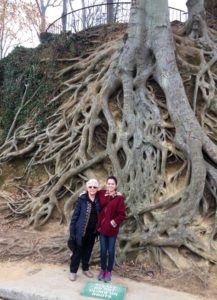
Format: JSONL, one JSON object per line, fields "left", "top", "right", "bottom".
{"left": 97, "top": 176, "right": 126, "bottom": 282}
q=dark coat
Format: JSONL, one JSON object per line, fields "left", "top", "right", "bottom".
{"left": 69, "top": 193, "right": 99, "bottom": 247}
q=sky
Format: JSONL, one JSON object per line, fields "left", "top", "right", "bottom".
{"left": 44, "top": 0, "right": 187, "bottom": 37}
{"left": 47, "top": 0, "right": 187, "bottom": 23}
{"left": 168, "top": 0, "right": 187, "bottom": 11}
{"left": 69, "top": 0, "right": 187, "bottom": 12}
{"left": 7, "top": 0, "right": 188, "bottom": 55}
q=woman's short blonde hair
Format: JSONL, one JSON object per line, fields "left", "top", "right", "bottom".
{"left": 86, "top": 178, "right": 99, "bottom": 188}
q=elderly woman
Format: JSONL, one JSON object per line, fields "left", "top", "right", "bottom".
{"left": 68, "top": 178, "right": 99, "bottom": 281}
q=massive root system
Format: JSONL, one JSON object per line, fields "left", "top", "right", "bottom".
{"left": 1, "top": 0, "right": 217, "bottom": 268}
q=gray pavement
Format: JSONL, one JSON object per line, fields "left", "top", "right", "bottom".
{"left": 0, "top": 261, "right": 205, "bottom": 300}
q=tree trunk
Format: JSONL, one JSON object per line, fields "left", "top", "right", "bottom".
{"left": 81, "top": 0, "right": 87, "bottom": 30}
{"left": 62, "top": 0, "right": 68, "bottom": 32}
{"left": 107, "top": 0, "right": 114, "bottom": 24}
{"left": 184, "top": 0, "right": 209, "bottom": 38}
{"left": 37, "top": 1, "right": 47, "bottom": 33}
{"left": 187, "top": 0, "right": 205, "bottom": 18}
{"left": 105, "top": 0, "right": 217, "bottom": 263}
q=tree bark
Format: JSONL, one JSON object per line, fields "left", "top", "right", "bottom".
{"left": 62, "top": 0, "right": 68, "bottom": 31}
{"left": 113, "top": 0, "right": 216, "bottom": 263}
{"left": 81, "top": 0, "right": 87, "bottom": 30}
{"left": 107, "top": 0, "right": 114, "bottom": 24}
{"left": 185, "top": 0, "right": 208, "bottom": 38}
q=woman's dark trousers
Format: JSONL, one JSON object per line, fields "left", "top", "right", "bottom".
{"left": 70, "top": 232, "right": 95, "bottom": 273}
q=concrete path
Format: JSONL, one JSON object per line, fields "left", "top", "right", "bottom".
{"left": 0, "top": 261, "right": 205, "bottom": 300}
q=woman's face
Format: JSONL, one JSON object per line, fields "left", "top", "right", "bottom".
{"left": 87, "top": 185, "right": 98, "bottom": 197}
{"left": 106, "top": 179, "right": 117, "bottom": 194}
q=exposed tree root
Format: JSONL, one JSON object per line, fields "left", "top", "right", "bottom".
{"left": 0, "top": 0, "right": 217, "bottom": 268}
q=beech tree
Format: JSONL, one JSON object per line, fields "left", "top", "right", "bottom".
{"left": 0, "top": 0, "right": 15, "bottom": 59}
{"left": 0, "top": 0, "right": 46, "bottom": 58}
{"left": 0, "top": 0, "right": 34, "bottom": 59}
{"left": 1, "top": 0, "right": 217, "bottom": 268}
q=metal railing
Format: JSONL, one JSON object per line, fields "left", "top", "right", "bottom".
{"left": 46, "top": 2, "right": 187, "bottom": 34}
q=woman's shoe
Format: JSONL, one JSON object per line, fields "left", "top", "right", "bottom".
{"left": 104, "top": 271, "right": 111, "bottom": 282}
{"left": 98, "top": 270, "right": 105, "bottom": 280}
{"left": 69, "top": 272, "right": 77, "bottom": 281}
{"left": 83, "top": 270, "right": 94, "bottom": 278}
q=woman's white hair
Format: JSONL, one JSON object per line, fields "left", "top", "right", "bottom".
{"left": 86, "top": 178, "right": 99, "bottom": 188}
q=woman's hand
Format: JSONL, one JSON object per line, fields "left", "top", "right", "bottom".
{"left": 110, "top": 219, "right": 117, "bottom": 228}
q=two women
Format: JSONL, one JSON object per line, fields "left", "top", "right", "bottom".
{"left": 68, "top": 176, "right": 126, "bottom": 282}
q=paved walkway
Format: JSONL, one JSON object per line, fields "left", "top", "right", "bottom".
{"left": 0, "top": 261, "right": 205, "bottom": 300}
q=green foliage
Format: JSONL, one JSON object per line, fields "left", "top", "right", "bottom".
{"left": 0, "top": 31, "right": 91, "bottom": 144}
{"left": 0, "top": 46, "right": 58, "bottom": 143}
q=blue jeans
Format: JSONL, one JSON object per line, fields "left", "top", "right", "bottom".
{"left": 99, "top": 235, "right": 117, "bottom": 272}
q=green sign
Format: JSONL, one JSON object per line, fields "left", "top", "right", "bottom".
{"left": 81, "top": 281, "right": 127, "bottom": 300}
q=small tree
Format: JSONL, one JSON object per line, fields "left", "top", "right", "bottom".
{"left": 0, "top": 0, "right": 30, "bottom": 59}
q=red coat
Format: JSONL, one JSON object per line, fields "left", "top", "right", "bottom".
{"left": 97, "top": 190, "right": 126, "bottom": 236}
